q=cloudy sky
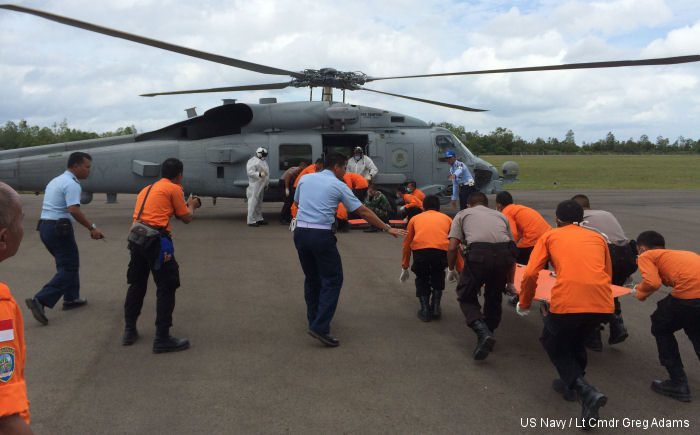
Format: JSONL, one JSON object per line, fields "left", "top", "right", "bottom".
{"left": 1, "top": 0, "right": 698, "bottom": 144}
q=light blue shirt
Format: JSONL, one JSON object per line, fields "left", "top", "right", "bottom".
{"left": 450, "top": 159, "right": 474, "bottom": 201}
{"left": 294, "top": 170, "right": 363, "bottom": 225}
{"left": 40, "top": 170, "right": 82, "bottom": 221}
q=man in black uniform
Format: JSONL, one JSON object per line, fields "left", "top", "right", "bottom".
{"left": 446, "top": 192, "right": 516, "bottom": 360}
{"left": 123, "top": 158, "right": 201, "bottom": 353}
{"left": 572, "top": 194, "right": 637, "bottom": 350}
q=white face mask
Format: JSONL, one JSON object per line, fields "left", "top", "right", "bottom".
{"left": 354, "top": 155, "right": 362, "bottom": 161}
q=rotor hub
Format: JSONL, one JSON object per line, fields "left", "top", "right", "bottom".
{"left": 291, "top": 68, "right": 367, "bottom": 90}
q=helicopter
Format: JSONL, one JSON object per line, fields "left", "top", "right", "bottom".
{"left": 1, "top": 4, "right": 698, "bottom": 211}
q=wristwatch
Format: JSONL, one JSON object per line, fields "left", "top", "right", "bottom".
{"left": 90, "top": 223, "right": 97, "bottom": 230}
{"left": 382, "top": 223, "right": 391, "bottom": 232}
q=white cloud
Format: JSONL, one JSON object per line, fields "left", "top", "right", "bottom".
{"left": 0, "top": 0, "right": 698, "bottom": 143}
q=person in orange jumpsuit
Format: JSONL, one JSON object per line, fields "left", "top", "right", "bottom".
{"left": 496, "top": 191, "right": 551, "bottom": 264}
{"left": 496, "top": 191, "right": 552, "bottom": 306}
{"left": 396, "top": 186, "right": 423, "bottom": 222}
{"left": 343, "top": 172, "right": 370, "bottom": 203}
{"left": 631, "top": 230, "right": 700, "bottom": 402}
{"left": 518, "top": 200, "right": 613, "bottom": 429}
{"left": 0, "top": 182, "right": 32, "bottom": 434}
{"left": 291, "top": 159, "right": 323, "bottom": 219}
{"left": 123, "top": 158, "right": 201, "bottom": 353}
{"left": 406, "top": 181, "right": 425, "bottom": 203}
{"left": 400, "top": 195, "right": 453, "bottom": 322}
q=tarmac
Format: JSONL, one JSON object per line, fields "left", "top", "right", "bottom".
{"left": 4, "top": 189, "right": 700, "bottom": 434}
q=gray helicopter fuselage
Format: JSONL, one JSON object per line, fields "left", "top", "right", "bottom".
{"left": 0, "top": 100, "right": 517, "bottom": 204}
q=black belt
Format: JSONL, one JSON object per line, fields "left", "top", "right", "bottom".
{"left": 468, "top": 242, "right": 512, "bottom": 250}
{"left": 38, "top": 219, "right": 58, "bottom": 224}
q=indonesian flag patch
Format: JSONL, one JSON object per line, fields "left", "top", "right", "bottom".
{"left": 0, "top": 319, "right": 13, "bottom": 342}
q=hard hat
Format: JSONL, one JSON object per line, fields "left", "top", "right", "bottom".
{"left": 444, "top": 150, "right": 456, "bottom": 158}
{"left": 354, "top": 146, "right": 363, "bottom": 154}
{"left": 256, "top": 147, "right": 268, "bottom": 158}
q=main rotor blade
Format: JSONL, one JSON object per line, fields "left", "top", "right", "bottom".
{"left": 140, "top": 82, "right": 292, "bottom": 97}
{"left": 367, "top": 55, "right": 700, "bottom": 81}
{"left": 0, "top": 4, "right": 302, "bottom": 78}
{"left": 359, "top": 87, "right": 487, "bottom": 112}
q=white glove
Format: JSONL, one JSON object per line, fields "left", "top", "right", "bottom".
{"left": 516, "top": 302, "right": 530, "bottom": 316}
{"left": 630, "top": 285, "right": 637, "bottom": 297}
{"left": 259, "top": 171, "right": 267, "bottom": 178}
{"left": 467, "top": 179, "right": 475, "bottom": 187}
{"left": 399, "top": 268, "right": 410, "bottom": 283}
{"left": 289, "top": 218, "right": 296, "bottom": 232}
{"left": 447, "top": 268, "right": 459, "bottom": 283}
{"left": 285, "top": 188, "right": 290, "bottom": 197}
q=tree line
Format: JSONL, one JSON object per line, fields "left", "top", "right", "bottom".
{"left": 433, "top": 122, "right": 700, "bottom": 155}
{"left": 0, "top": 120, "right": 136, "bottom": 150}
{"left": 1, "top": 119, "right": 698, "bottom": 155}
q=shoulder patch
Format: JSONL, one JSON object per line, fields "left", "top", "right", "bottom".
{"left": 0, "top": 346, "right": 15, "bottom": 382}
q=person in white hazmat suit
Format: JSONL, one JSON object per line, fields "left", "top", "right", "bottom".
{"left": 246, "top": 147, "right": 270, "bottom": 227}
{"left": 346, "top": 146, "right": 378, "bottom": 181}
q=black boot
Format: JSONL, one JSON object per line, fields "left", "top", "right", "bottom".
{"left": 573, "top": 377, "right": 607, "bottom": 430}
{"left": 417, "top": 296, "right": 432, "bottom": 322}
{"left": 651, "top": 366, "right": 691, "bottom": 402}
{"left": 608, "top": 314, "right": 629, "bottom": 345}
{"left": 153, "top": 334, "right": 190, "bottom": 354}
{"left": 430, "top": 290, "right": 442, "bottom": 319}
{"left": 122, "top": 326, "right": 139, "bottom": 346}
{"left": 584, "top": 325, "right": 603, "bottom": 352}
{"left": 470, "top": 319, "right": 495, "bottom": 360}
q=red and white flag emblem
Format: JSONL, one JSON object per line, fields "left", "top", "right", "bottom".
{"left": 0, "top": 319, "right": 13, "bottom": 342}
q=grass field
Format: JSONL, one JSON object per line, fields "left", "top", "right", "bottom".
{"left": 481, "top": 155, "right": 700, "bottom": 190}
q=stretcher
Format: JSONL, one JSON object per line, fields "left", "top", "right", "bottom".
{"left": 348, "top": 219, "right": 407, "bottom": 229}
{"left": 512, "top": 264, "right": 632, "bottom": 302}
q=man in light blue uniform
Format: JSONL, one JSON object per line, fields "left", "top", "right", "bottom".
{"left": 25, "top": 152, "right": 104, "bottom": 326}
{"left": 293, "top": 153, "right": 405, "bottom": 347}
{"left": 445, "top": 150, "right": 475, "bottom": 210}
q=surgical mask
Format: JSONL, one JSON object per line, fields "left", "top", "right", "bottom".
{"left": 354, "top": 155, "right": 361, "bottom": 161}
{"left": 406, "top": 187, "right": 413, "bottom": 193}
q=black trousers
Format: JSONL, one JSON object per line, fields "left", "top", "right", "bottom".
{"left": 540, "top": 312, "right": 613, "bottom": 388}
{"left": 456, "top": 243, "right": 515, "bottom": 331}
{"left": 405, "top": 207, "right": 422, "bottom": 222}
{"left": 609, "top": 242, "right": 638, "bottom": 315}
{"left": 411, "top": 248, "right": 447, "bottom": 298}
{"left": 280, "top": 184, "right": 296, "bottom": 223}
{"left": 125, "top": 240, "right": 181, "bottom": 336}
{"left": 650, "top": 295, "right": 700, "bottom": 370}
{"left": 458, "top": 185, "right": 477, "bottom": 210}
{"left": 516, "top": 246, "right": 534, "bottom": 265}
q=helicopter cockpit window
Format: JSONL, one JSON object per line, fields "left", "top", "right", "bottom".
{"left": 435, "top": 135, "right": 471, "bottom": 163}
{"left": 279, "top": 144, "right": 312, "bottom": 170}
